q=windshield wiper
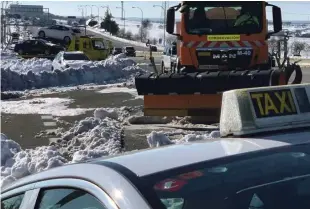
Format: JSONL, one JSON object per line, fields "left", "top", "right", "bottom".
{"left": 222, "top": 7, "right": 229, "bottom": 29}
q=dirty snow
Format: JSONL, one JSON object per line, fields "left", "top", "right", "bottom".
{"left": 1, "top": 54, "right": 145, "bottom": 91}
{"left": 0, "top": 107, "right": 220, "bottom": 188}
{"left": 1, "top": 97, "right": 92, "bottom": 117}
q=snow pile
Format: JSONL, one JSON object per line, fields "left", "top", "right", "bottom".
{"left": 1, "top": 54, "right": 145, "bottom": 91}
{"left": 146, "top": 130, "right": 220, "bottom": 148}
{"left": 1, "top": 107, "right": 220, "bottom": 188}
{"left": 0, "top": 107, "right": 126, "bottom": 188}
{"left": 87, "top": 27, "right": 164, "bottom": 51}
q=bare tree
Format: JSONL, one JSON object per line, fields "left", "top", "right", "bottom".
{"left": 291, "top": 41, "right": 307, "bottom": 56}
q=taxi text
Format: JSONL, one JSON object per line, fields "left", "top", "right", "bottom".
{"left": 250, "top": 89, "right": 297, "bottom": 118}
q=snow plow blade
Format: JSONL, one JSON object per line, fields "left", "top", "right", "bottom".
{"left": 135, "top": 70, "right": 284, "bottom": 95}
{"left": 135, "top": 69, "right": 285, "bottom": 122}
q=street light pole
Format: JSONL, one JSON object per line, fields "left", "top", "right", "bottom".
{"left": 85, "top": 5, "right": 92, "bottom": 18}
{"left": 92, "top": 5, "right": 100, "bottom": 23}
{"left": 132, "top": 6, "right": 143, "bottom": 42}
{"left": 116, "top": 6, "right": 125, "bottom": 33}
{"left": 153, "top": 4, "right": 166, "bottom": 47}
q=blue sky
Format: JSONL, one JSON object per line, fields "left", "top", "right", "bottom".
{"left": 20, "top": 1, "right": 310, "bottom": 21}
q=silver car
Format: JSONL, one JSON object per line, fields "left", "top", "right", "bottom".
{"left": 2, "top": 138, "right": 310, "bottom": 209}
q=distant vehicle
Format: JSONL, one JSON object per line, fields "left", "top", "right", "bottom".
{"left": 14, "top": 39, "right": 65, "bottom": 56}
{"left": 123, "top": 46, "right": 136, "bottom": 57}
{"left": 112, "top": 47, "right": 123, "bottom": 55}
{"left": 11, "top": 32, "right": 20, "bottom": 43}
{"left": 67, "top": 36, "right": 109, "bottom": 61}
{"left": 161, "top": 43, "right": 177, "bottom": 73}
{"left": 37, "top": 24, "right": 82, "bottom": 44}
{"left": 150, "top": 45, "right": 157, "bottom": 52}
{"left": 2, "top": 138, "right": 310, "bottom": 209}
{"left": 52, "top": 51, "right": 90, "bottom": 70}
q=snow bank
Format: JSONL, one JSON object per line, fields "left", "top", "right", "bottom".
{"left": 1, "top": 54, "right": 145, "bottom": 91}
{"left": 87, "top": 27, "right": 164, "bottom": 51}
{"left": 1, "top": 107, "right": 220, "bottom": 188}
{"left": 146, "top": 130, "right": 220, "bottom": 148}
{"left": 0, "top": 107, "right": 126, "bottom": 188}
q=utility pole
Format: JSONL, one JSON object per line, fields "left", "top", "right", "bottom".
{"left": 163, "top": 1, "right": 166, "bottom": 47}
{"left": 121, "top": 1, "right": 125, "bottom": 32}
{"left": 121, "top": 1, "right": 124, "bottom": 20}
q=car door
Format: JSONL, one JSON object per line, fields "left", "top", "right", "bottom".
{"left": 48, "top": 25, "right": 62, "bottom": 39}
{"left": 32, "top": 179, "right": 118, "bottom": 209}
{"left": 21, "top": 40, "right": 33, "bottom": 53}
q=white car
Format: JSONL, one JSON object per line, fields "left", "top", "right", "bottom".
{"left": 52, "top": 51, "right": 90, "bottom": 70}
{"left": 2, "top": 138, "right": 310, "bottom": 209}
{"left": 37, "top": 24, "right": 82, "bottom": 43}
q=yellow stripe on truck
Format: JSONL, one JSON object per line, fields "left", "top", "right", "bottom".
{"left": 207, "top": 35, "right": 240, "bottom": 42}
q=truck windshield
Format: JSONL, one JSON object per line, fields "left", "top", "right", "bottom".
{"left": 184, "top": 2, "right": 263, "bottom": 35}
{"left": 92, "top": 40, "right": 106, "bottom": 50}
{"left": 142, "top": 143, "right": 310, "bottom": 209}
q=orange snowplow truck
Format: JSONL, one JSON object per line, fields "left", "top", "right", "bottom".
{"left": 135, "top": 1, "right": 302, "bottom": 120}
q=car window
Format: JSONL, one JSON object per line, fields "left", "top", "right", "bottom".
{"left": 126, "top": 47, "right": 134, "bottom": 50}
{"left": 62, "top": 26, "right": 70, "bottom": 31}
{"left": 1, "top": 193, "right": 25, "bottom": 209}
{"left": 49, "top": 25, "right": 60, "bottom": 30}
{"left": 143, "top": 144, "right": 310, "bottom": 209}
{"left": 35, "top": 188, "right": 106, "bottom": 209}
{"left": 24, "top": 40, "right": 31, "bottom": 44}
{"left": 91, "top": 40, "right": 105, "bottom": 50}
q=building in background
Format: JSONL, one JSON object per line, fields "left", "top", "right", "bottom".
{"left": 8, "top": 4, "right": 44, "bottom": 18}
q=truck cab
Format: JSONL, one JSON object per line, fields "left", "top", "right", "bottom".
{"left": 67, "top": 36, "right": 109, "bottom": 61}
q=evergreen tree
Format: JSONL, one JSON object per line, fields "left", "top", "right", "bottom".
{"left": 101, "top": 9, "right": 119, "bottom": 35}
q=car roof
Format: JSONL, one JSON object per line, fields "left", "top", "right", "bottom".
{"left": 2, "top": 137, "right": 300, "bottom": 193}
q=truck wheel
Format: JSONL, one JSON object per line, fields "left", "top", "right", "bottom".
{"left": 38, "top": 31, "right": 45, "bottom": 38}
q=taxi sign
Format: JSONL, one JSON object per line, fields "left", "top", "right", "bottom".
{"left": 220, "top": 84, "right": 310, "bottom": 137}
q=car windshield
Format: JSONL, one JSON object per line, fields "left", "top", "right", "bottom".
{"left": 92, "top": 40, "right": 105, "bottom": 50}
{"left": 64, "top": 53, "right": 89, "bottom": 60}
{"left": 126, "top": 47, "right": 135, "bottom": 50}
{"left": 143, "top": 143, "right": 310, "bottom": 209}
{"left": 184, "top": 2, "right": 263, "bottom": 35}
{"left": 115, "top": 48, "right": 122, "bottom": 51}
